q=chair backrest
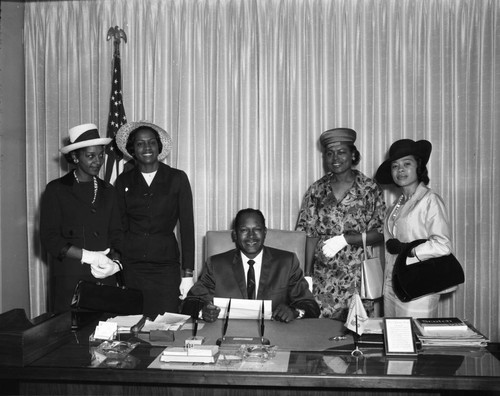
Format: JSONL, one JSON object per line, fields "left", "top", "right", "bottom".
{"left": 205, "top": 229, "right": 307, "bottom": 270}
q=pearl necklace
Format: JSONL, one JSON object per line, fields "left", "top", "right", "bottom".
{"left": 391, "top": 194, "right": 407, "bottom": 220}
{"left": 73, "top": 171, "right": 98, "bottom": 205}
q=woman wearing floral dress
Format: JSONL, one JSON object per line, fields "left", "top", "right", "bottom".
{"left": 296, "top": 128, "right": 386, "bottom": 320}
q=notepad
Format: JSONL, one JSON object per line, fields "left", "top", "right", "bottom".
{"left": 214, "top": 298, "right": 272, "bottom": 320}
{"left": 160, "top": 345, "right": 219, "bottom": 363}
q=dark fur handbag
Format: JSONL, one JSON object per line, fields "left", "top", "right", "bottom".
{"left": 393, "top": 239, "right": 465, "bottom": 302}
{"left": 71, "top": 271, "right": 143, "bottom": 315}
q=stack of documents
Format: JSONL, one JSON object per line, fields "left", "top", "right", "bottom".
{"left": 141, "top": 313, "right": 191, "bottom": 332}
{"left": 160, "top": 345, "right": 219, "bottom": 363}
{"left": 106, "top": 315, "right": 144, "bottom": 333}
{"left": 413, "top": 319, "right": 489, "bottom": 347}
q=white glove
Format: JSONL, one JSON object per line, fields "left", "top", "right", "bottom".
{"left": 81, "top": 248, "right": 111, "bottom": 266}
{"left": 304, "top": 276, "right": 313, "bottom": 292}
{"left": 322, "top": 235, "right": 348, "bottom": 258}
{"left": 179, "top": 277, "right": 194, "bottom": 300}
{"left": 90, "top": 261, "right": 121, "bottom": 279}
{"left": 81, "top": 248, "right": 120, "bottom": 279}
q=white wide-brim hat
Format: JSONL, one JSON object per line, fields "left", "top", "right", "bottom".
{"left": 60, "top": 123, "right": 111, "bottom": 154}
{"left": 115, "top": 121, "right": 172, "bottom": 161}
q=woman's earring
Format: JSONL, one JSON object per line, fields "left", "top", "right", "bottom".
{"left": 74, "top": 159, "right": 79, "bottom": 163}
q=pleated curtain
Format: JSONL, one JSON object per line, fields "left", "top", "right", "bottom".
{"left": 24, "top": 0, "right": 500, "bottom": 341}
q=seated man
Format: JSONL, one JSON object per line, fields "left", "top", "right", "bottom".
{"left": 183, "top": 208, "right": 320, "bottom": 322}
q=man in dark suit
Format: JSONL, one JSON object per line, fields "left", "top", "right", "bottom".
{"left": 183, "top": 208, "right": 320, "bottom": 322}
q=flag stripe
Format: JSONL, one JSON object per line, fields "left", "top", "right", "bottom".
{"left": 104, "top": 52, "right": 127, "bottom": 184}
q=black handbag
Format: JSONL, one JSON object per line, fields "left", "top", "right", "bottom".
{"left": 71, "top": 270, "right": 143, "bottom": 315}
{"left": 393, "top": 239, "right": 465, "bottom": 302}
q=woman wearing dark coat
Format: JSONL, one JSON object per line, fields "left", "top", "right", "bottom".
{"left": 115, "top": 121, "right": 195, "bottom": 317}
{"left": 40, "top": 124, "right": 122, "bottom": 313}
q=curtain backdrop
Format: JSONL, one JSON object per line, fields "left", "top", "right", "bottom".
{"left": 25, "top": 0, "right": 500, "bottom": 341}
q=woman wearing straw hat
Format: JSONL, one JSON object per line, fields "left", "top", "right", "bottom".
{"left": 296, "top": 128, "right": 386, "bottom": 320}
{"left": 375, "top": 139, "right": 453, "bottom": 318}
{"left": 40, "top": 123, "right": 122, "bottom": 313}
{"left": 115, "top": 121, "right": 195, "bottom": 317}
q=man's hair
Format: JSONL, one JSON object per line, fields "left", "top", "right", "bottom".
{"left": 232, "top": 208, "right": 266, "bottom": 230}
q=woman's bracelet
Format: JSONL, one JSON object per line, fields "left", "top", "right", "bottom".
{"left": 183, "top": 269, "right": 193, "bottom": 277}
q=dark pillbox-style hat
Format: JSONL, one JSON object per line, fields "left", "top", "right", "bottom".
{"left": 319, "top": 128, "right": 357, "bottom": 148}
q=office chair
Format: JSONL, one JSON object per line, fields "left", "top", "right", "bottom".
{"left": 204, "top": 229, "right": 308, "bottom": 271}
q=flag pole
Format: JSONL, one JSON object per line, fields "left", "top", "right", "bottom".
{"left": 104, "top": 26, "right": 128, "bottom": 184}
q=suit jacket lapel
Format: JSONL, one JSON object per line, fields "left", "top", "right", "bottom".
{"left": 256, "top": 247, "right": 272, "bottom": 300}
{"left": 232, "top": 253, "right": 248, "bottom": 298}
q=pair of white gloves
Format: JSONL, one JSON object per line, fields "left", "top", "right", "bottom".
{"left": 304, "top": 235, "right": 348, "bottom": 292}
{"left": 81, "top": 248, "right": 121, "bottom": 279}
{"left": 179, "top": 277, "right": 194, "bottom": 300}
{"left": 82, "top": 248, "right": 195, "bottom": 299}
{"left": 322, "top": 234, "right": 348, "bottom": 259}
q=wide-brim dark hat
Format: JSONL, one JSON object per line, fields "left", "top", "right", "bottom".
{"left": 375, "top": 139, "right": 432, "bottom": 184}
{"left": 116, "top": 121, "right": 172, "bottom": 161}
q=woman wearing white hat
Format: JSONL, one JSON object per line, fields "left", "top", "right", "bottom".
{"left": 115, "top": 121, "right": 194, "bottom": 317}
{"left": 40, "top": 123, "right": 122, "bottom": 313}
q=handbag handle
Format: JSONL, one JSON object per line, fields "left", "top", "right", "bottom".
{"left": 361, "top": 232, "right": 368, "bottom": 260}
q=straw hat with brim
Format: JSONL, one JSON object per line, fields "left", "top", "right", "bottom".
{"left": 60, "top": 123, "right": 111, "bottom": 154}
{"left": 375, "top": 139, "right": 432, "bottom": 185}
{"left": 116, "top": 121, "right": 172, "bottom": 161}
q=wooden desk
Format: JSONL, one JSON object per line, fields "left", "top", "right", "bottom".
{"left": 1, "top": 318, "right": 499, "bottom": 395}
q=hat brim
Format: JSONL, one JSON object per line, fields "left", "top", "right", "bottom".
{"left": 375, "top": 140, "right": 431, "bottom": 185}
{"left": 60, "top": 138, "right": 112, "bottom": 154}
{"left": 116, "top": 121, "right": 172, "bottom": 161}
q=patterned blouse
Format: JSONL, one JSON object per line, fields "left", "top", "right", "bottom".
{"left": 296, "top": 170, "right": 386, "bottom": 319}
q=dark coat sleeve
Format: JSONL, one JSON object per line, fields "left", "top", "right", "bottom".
{"left": 176, "top": 169, "right": 195, "bottom": 271}
{"left": 40, "top": 179, "right": 68, "bottom": 259}
{"left": 40, "top": 174, "right": 123, "bottom": 258}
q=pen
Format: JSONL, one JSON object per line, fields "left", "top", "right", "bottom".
{"left": 193, "top": 317, "right": 198, "bottom": 337}
{"left": 193, "top": 298, "right": 201, "bottom": 337}
{"left": 222, "top": 298, "right": 231, "bottom": 340}
{"left": 260, "top": 300, "right": 265, "bottom": 342}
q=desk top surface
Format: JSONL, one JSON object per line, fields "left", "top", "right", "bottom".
{"left": 2, "top": 317, "right": 500, "bottom": 391}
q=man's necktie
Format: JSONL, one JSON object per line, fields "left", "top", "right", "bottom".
{"left": 247, "top": 259, "right": 256, "bottom": 299}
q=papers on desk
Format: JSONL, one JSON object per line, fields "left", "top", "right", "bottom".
{"left": 106, "top": 315, "right": 144, "bottom": 333}
{"left": 413, "top": 319, "right": 489, "bottom": 347}
{"left": 362, "top": 318, "right": 384, "bottom": 334}
{"left": 94, "top": 321, "right": 118, "bottom": 340}
{"left": 214, "top": 298, "right": 272, "bottom": 320}
{"left": 142, "top": 313, "right": 191, "bottom": 332}
{"left": 107, "top": 313, "right": 191, "bottom": 333}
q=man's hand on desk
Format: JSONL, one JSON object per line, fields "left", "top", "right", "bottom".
{"left": 272, "top": 304, "right": 298, "bottom": 323}
{"left": 202, "top": 303, "right": 221, "bottom": 323}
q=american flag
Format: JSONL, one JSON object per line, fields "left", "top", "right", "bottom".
{"left": 104, "top": 52, "right": 127, "bottom": 184}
